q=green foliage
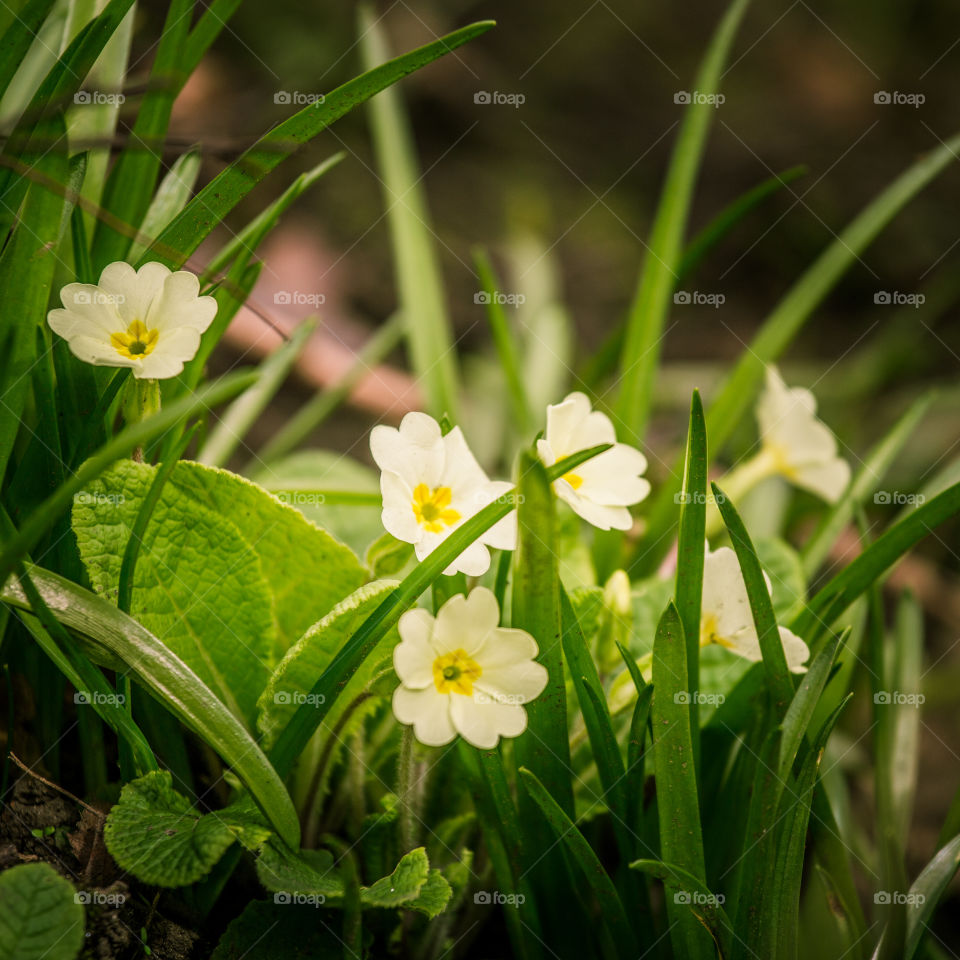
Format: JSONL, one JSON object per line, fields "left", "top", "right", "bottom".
{"left": 0, "top": 863, "right": 84, "bottom": 960}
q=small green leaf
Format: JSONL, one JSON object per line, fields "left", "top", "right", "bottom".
{"left": 361, "top": 847, "right": 430, "bottom": 908}
{"left": 255, "top": 839, "right": 343, "bottom": 900}
{"left": 103, "top": 771, "right": 262, "bottom": 887}
{"left": 0, "top": 863, "right": 84, "bottom": 960}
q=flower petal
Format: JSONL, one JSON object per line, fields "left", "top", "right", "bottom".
{"left": 395, "top": 608, "right": 438, "bottom": 688}
{"left": 555, "top": 482, "right": 633, "bottom": 530}
{"left": 434, "top": 588, "right": 500, "bottom": 655}
{"left": 793, "top": 457, "right": 851, "bottom": 504}
{"left": 393, "top": 685, "right": 456, "bottom": 746}
{"left": 701, "top": 546, "right": 755, "bottom": 643}
{"left": 100, "top": 261, "right": 170, "bottom": 326}
{"left": 146, "top": 270, "right": 218, "bottom": 333}
{"left": 450, "top": 695, "right": 527, "bottom": 749}
{"left": 380, "top": 472, "right": 422, "bottom": 544}
{"left": 61, "top": 334, "right": 138, "bottom": 370}
{"left": 370, "top": 413, "right": 444, "bottom": 489}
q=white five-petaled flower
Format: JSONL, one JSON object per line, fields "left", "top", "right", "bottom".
{"left": 370, "top": 412, "right": 516, "bottom": 576}
{"left": 392, "top": 588, "right": 548, "bottom": 749}
{"left": 755, "top": 366, "right": 851, "bottom": 503}
{"left": 48, "top": 261, "right": 217, "bottom": 379}
{"left": 537, "top": 392, "right": 651, "bottom": 530}
{"left": 701, "top": 544, "right": 809, "bottom": 673}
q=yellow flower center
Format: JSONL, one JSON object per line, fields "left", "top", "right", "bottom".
{"left": 412, "top": 483, "right": 461, "bottom": 533}
{"left": 110, "top": 319, "right": 159, "bottom": 360}
{"left": 562, "top": 471, "right": 584, "bottom": 490}
{"left": 700, "top": 613, "right": 734, "bottom": 650}
{"left": 432, "top": 649, "right": 482, "bottom": 696}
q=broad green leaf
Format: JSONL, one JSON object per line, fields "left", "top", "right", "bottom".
{"left": 513, "top": 453, "right": 572, "bottom": 813}
{"left": 103, "top": 771, "right": 269, "bottom": 887}
{"left": 650, "top": 601, "right": 712, "bottom": 958}
{"left": 404, "top": 870, "right": 453, "bottom": 918}
{"left": 675, "top": 390, "right": 707, "bottom": 736}
{"left": 794, "top": 479, "right": 960, "bottom": 645}
{"left": 255, "top": 839, "right": 343, "bottom": 900}
{"left": 1, "top": 563, "right": 299, "bottom": 847}
{"left": 630, "top": 858, "right": 733, "bottom": 958}
{"left": 72, "top": 459, "right": 275, "bottom": 723}
{"left": 0, "top": 863, "right": 84, "bottom": 960}
{"left": 126, "top": 148, "right": 203, "bottom": 263}
{"left": 0, "top": 369, "right": 256, "bottom": 587}
{"left": 359, "top": 4, "right": 459, "bottom": 421}
{"left": 210, "top": 900, "right": 342, "bottom": 960}
{"left": 634, "top": 129, "right": 960, "bottom": 577}
{"left": 268, "top": 444, "right": 611, "bottom": 777}
{"left": 714, "top": 482, "right": 794, "bottom": 715}
{"left": 801, "top": 393, "right": 933, "bottom": 578}
{"left": 518, "top": 767, "right": 638, "bottom": 958}
{"left": 615, "top": 0, "right": 751, "bottom": 445}
{"left": 198, "top": 320, "right": 316, "bottom": 468}
{"left": 142, "top": 20, "right": 495, "bottom": 270}
{"left": 159, "top": 460, "right": 365, "bottom": 654}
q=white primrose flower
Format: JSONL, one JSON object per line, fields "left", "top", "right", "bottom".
{"left": 47, "top": 261, "right": 217, "bottom": 379}
{"left": 755, "top": 365, "right": 851, "bottom": 503}
{"left": 536, "top": 391, "right": 651, "bottom": 531}
{"left": 392, "top": 587, "right": 548, "bottom": 749}
{"left": 370, "top": 412, "right": 516, "bottom": 577}
{"left": 701, "top": 544, "right": 809, "bottom": 673}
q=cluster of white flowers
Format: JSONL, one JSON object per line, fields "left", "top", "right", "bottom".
{"left": 47, "top": 261, "right": 845, "bottom": 750}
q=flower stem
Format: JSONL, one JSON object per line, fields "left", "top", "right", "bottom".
{"left": 121, "top": 378, "right": 161, "bottom": 461}
{"left": 396, "top": 725, "right": 417, "bottom": 851}
{"left": 705, "top": 447, "right": 778, "bottom": 536}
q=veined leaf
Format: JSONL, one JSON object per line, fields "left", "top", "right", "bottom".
{"left": 0, "top": 863, "right": 84, "bottom": 960}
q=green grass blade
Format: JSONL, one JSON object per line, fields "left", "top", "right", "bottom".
{"left": 614, "top": 0, "right": 751, "bottom": 446}
{"left": 634, "top": 129, "right": 960, "bottom": 576}
{"left": 0, "top": 0, "right": 57, "bottom": 102}
{"left": 626, "top": 682, "right": 653, "bottom": 839}
{"left": 127, "top": 148, "right": 203, "bottom": 263}
{"left": 142, "top": 20, "right": 494, "bottom": 272}
{"left": 90, "top": 0, "right": 194, "bottom": 269}
{"left": 267, "top": 444, "right": 609, "bottom": 775}
{"left": 201, "top": 155, "right": 344, "bottom": 282}
{"left": 513, "top": 452, "right": 572, "bottom": 815}
{"left": 630, "top": 859, "right": 733, "bottom": 957}
{"left": 2, "top": 564, "right": 299, "bottom": 847}
{"left": 0, "top": 369, "right": 257, "bottom": 586}
{"left": 359, "top": 4, "right": 459, "bottom": 421}
{"left": 677, "top": 165, "right": 807, "bottom": 280}
{"left": 778, "top": 630, "right": 843, "bottom": 778}
{"left": 518, "top": 767, "right": 638, "bottom": 957}
{"left": 182, "top": 0, "right": 243, "bottom": 70}
{"left": 198, "top": 321, "right": 315, "bottom": 468}
{"left": 793, "top": 479, "right": 960, "bottom": 645}
{"left": 473, "top": 247, "right": 532, "bottom": 435}
{"left": 904, "top": 834, "right": 960, "bottom": 959}
{"left": 650, "top": 601, "right": 712, "bottom": 958}
{"left": 675, "top": 390, "right": 707, "bottom": 741}
{"left": 559, "top": 588, "right": 628, "bottom": 836}
{"left": 713, "top": 482, "right": 794, "bottom": 715}
{"left": 801, "top": 393, "right": 933, "bottom": 578}
{"left": 256, "top": 315, "right": 404, "bottom": 466}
